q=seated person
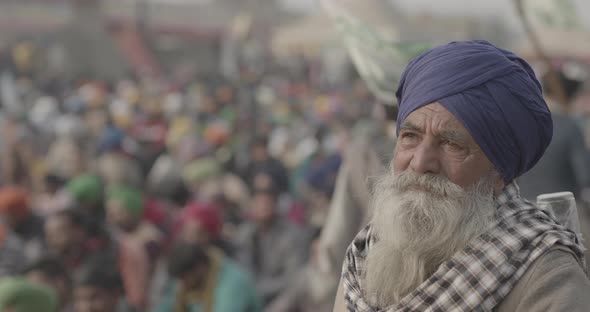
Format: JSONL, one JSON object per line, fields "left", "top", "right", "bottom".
{"left": 157, "top": 243, "right": 261, "bottom": 312}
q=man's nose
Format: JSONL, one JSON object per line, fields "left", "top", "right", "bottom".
{"left": 409, "top": 141, "right": 441, "bottom": 175}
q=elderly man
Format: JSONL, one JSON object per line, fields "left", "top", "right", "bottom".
{"left": 333, "top": 40, "right": 590, "bottom": 312}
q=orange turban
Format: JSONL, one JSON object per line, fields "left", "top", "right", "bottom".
{"left": 0, "top": 187, "right": 30, "bottom": 221}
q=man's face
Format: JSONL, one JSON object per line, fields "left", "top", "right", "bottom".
{"left": 181, "top": 220, "right": 209, "bottom": 245}
{"left": 393, "top": 102, "right": 502, "bottom": 190}
{"left": 106, "top": 199, "right": 137, "bottom": 232}
{"left": 74, "top": 286, "right": 120, "bottom": 312}
{"left": 251, "top": 145, "right": 267, "bottom": 162}
{"left": 253, "top": 172, "right": 273, "bottom": 190}
{"left": 251, "top": 193, "right": 276, "bottom": 224}
{"left": 44, "top": 215, "right": 79, "bottom": 254}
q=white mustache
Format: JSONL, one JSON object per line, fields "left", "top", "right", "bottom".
{"left": 376, "top": 170, "right": 465, "bottom": 199}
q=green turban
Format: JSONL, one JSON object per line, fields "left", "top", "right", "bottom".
{"left": 182, "top": 158, "right": 221, "bottom": 185}
{"left": 66, "top": 174, "right": 103, "bottom": 204}
{"left": 0, "top": 278, "right": 58, "bottom": 312}
{"left": 107, "top": 185, "right": 144, "bottom": 216}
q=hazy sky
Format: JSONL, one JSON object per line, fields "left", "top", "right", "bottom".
{"left": 281, "top": 0, "right": 590, "bottom": 31}
{"left": 393, "top": 0, "right": 590, "bottom": 28}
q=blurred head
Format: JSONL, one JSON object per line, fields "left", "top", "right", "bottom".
{"left": 168, "top": 244, "right": 210, "bottom": 290}
{"left": 542, "top": 70, "right": 584, "bottom": 104}
{"left": 0, "top": 187, "right": 30, "bottom": 228}
{"left": 105, "top": 186, "right": 144, "bottom": 232}
{"left": 178, "top": 202, "right": 222, "bottom": 246}
{"left": 85, "top": 109, "right": 109, "bottom": 138}
{"left": 250, "top": 189, "right": 278, "bottom": 224}
{"left": 44, "top": 174, "right": 66, "bottom": 194}
{"left": 0, "top": 277, "right": 58, "bottom": 312}
{"left": 251, "top": 136, "right": 269, "bottom": 162}
{"left": 23, "top": 257, "right": 71, "bottom": 307}
{"left": 44, "top": 210, "right": 87, "bottom": 256}
{"left": 252, "top": 171, "right": 274, "bottom": 191}
{"left": 66, "top": 175, "right": 104, "bottom": 215}
{"left": 74, "top": 257, "right": 123, "bottom": 312}
{"left": 182, "top": 158, "right": 222, "bottom": 195}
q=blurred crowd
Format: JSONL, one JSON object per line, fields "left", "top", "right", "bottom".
{"left": 2, "top": 31, "right": 590, "bottom": 311}
{"left": 0, "top": 38, "right": 387, "bottom": 312}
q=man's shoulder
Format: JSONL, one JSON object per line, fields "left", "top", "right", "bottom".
{"left": 498, "top": 246, "right": 590, "bottom": 311}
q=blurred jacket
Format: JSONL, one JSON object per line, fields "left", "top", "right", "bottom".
{"left": 235, "top": 218, "right": 308, "bottom": 305}
{"left": 519, "top": 113, "right": 590, "bottom": 201}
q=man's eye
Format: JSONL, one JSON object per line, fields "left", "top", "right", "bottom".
{"left": 399, "top": 132, "right": 420, "bottom": 146}
{"left": 401, "top": 132, "right": 417, "bottom": 139}
{"left": 441, "top": 139, "right": 464, "bottom": 151}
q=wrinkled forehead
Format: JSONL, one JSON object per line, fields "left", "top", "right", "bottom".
{"left": 400, "top": 102, "right": 477, "bottom": 145}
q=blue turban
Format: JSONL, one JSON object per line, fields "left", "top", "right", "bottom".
{"left": 396, "top": 40, "right": 552, "bottom": 183}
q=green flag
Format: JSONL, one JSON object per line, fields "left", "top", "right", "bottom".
{"left": 524, "top": 0, "right": 583, "bottom": 30}
{"left": 321, "top": 0, "right": 431, "bottom": 105}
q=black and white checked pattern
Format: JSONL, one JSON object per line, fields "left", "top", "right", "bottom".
{"left": 342, "top": 183, "right": 587, "bottom": 312}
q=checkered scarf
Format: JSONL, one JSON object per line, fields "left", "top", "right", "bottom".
{"left": 342, "top": 183, "right": 586, "bottom": 312}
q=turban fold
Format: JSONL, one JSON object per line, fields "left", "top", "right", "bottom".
{"left": 396, "top": 40, "right": 552, "bottom": 182}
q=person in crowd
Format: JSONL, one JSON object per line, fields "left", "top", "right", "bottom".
{"left": 0, "top": 116, "right": 36, "bottom": 187}
{"left": 22, "top": 256, "right": 72, "bottom": 311}
{"left": 182, "top": 157, "right": 223, "bottom": 202}
{"left": 0, "top": 186, "right": 45, "bottom": 260}
{"left": 104, "top": 185, "right": 152, "bottom": 310}
{"left": 0, "top": 277, "right": 58, "bottom": 312}
{"left": 73, "top": 256, "right": 125, "bottom": 312}
{"left": 65, "top": 174, "right": 105, "bottom": 220}
{"left": 132, "top": 96, "right": 169, "bottom": 176}
{"left": 518, "top": 70, "right": 590, "bottom": 201}
{"left": 175, "top": 201, "right": 235, "bottom": 256}
{"left": 235, "top": 188, "right": 308, "bottom": 305}
{"left": 43, "top": 209, "right": 111, "bottom": 275}
{"left": 106, "top": 184, "right": 163, "bottom": 261}
{"left": 245, "top": 136, "right": 290, "bottom": 195}
{"left": 96, "top": 152, "right": 143, "bottom": 189}
{"left": 0, "top": 221, "right": 27, "bottom": 277}
{"left": 45, "top": 135, "right": 86, "bottom": 181}
{"left": 266, "top": 227, "right": 335, "bottom": 312}
{"left": 33, "top": 173, "right": 70, "bottom": 217}
{"left": 333, "top": 40, "right": 590, "bottom": 312}
{"left": 156, "top": 243, "right": 261, "bottom": 312}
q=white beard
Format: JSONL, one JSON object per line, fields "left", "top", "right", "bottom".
{"left": 364, "top": 171, "right": 497, "bottom": 308}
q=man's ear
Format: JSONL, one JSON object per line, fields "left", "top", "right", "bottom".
{"left": 493, "top": 171, "right": 505, "bottom": 195}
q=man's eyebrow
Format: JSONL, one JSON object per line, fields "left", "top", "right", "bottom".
{"left": 400, "top": 121, "right": 470, "bottom": 143}
{"left": 399, "top": 121, "right": 422, "bottom": 133}
{"left": 438, "top": 129, "right": 468, "bottom": 143}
